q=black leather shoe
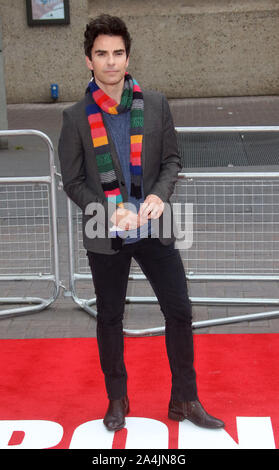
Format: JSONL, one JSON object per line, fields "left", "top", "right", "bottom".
{"left": 103, "top": 396, "right": 129, "bottom": 431}
{"left": 168, "top": 399, "right": 224, "bottom": 429}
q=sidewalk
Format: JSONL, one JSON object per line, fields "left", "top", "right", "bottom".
{"left": 1, "top": 95, "right": 279, "bottom": 339}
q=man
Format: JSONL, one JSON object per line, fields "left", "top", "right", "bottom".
{"left": 58, "top": 14, "right": 224, "bottom": 432}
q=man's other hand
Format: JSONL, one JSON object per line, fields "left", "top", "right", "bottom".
{"left": 139, "top": 194, "right": 164, "bottom": 220}
{"left": 111, "top": 207, "right": 148, "bottom": 231}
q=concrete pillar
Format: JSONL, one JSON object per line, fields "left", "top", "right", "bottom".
{"left": 0, "top": 16, "right": 8, "bottom": 149}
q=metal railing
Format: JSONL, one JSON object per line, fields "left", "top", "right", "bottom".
{"left": 0, "top": 130, "right": 60, "bottom": 318}
{"left": 1, "top": 127, "right": 279, "bottom": 333}
{"left": 65, "top": 126, "right": 279, "bottom": 336}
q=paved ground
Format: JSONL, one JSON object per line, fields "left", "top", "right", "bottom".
{"left": 1, "top": 95, "right": 279, "bottom": 339}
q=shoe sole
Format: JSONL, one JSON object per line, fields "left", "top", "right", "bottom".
{"left": 168, "top": 410, "right": 225, "bottom": 429}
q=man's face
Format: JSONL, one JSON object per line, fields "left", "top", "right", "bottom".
{"left": 86, "top": 34, "right": 129, "bottom": 89}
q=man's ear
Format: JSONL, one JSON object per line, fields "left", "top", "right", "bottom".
{"left": 85, "top": 55, "right": 93, "bottom": 71}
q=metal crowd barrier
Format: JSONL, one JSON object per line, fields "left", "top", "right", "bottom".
{"left": 1, "top": 127, "right": 279, "bottom": 334}
{"left": 66, "top": 126, "right": 279, "bottom": 336}
{"left": 0, "top": 130, "right": 60, "bottom": 318}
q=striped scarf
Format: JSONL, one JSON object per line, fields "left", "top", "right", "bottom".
{"left": 86, "top": 74, "right": 144, "bottom": 208}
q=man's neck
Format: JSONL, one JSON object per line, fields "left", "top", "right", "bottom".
{"left": 95, "top": 78, "right": 124, "bottom": 104}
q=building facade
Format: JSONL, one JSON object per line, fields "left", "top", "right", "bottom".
{"left": 0, "top": 0, "right": 278, "bottom": 103}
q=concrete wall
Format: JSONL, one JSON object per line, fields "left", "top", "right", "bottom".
{"left": 0, "top": 16, "right": 8, "bottom": 147}
{"left": 0, "top": 0, "right": 279, "bottom": 103}
{"left": 0, "top": 0, "right": 88, "bottom": 103}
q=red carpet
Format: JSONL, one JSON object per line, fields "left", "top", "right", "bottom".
{"left": 0, "top": 333, "right": 278, "bottom": 449}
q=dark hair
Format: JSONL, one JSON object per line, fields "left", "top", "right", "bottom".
{"left": 84, "top": 14, "right": 132, "bottom": 59}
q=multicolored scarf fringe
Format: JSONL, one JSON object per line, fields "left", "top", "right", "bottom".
{"left": 86, "top": 73, "right": 144, "bottom": 208}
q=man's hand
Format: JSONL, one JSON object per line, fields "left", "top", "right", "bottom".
{"left": 110, "top": 207, "right": 148, "bottom": 231}
{"left": 139, "top": 194, "right": 164, "bottom": 220}
{"left": 110, "top": 194, "right": 164, "bottom": 231}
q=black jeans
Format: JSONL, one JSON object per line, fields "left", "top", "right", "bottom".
{"left": 87, "top": 238, "right": 198, "bottom": 402}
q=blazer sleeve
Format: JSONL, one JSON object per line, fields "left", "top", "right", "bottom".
{"left": 148, "top": 95, "right": 182, "bottom": 202}
{"left": 58, "top": 109, "right": 115, "bottom": 222}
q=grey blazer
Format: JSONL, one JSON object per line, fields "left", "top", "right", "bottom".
{"left": 58, "top": 89, "right": 182, "bottom": 254}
